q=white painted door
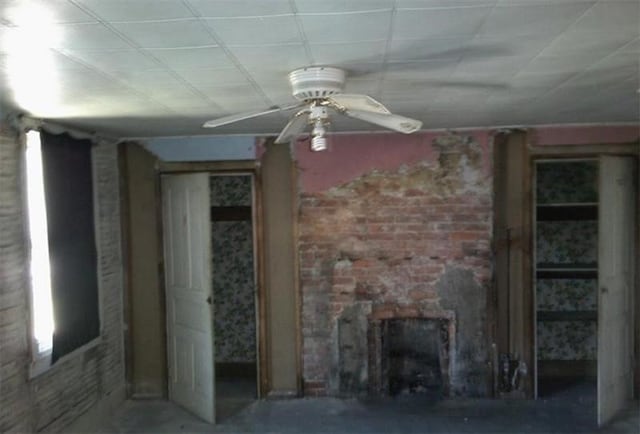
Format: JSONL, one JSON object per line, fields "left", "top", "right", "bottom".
{"left": 162, "top": 173, "right": 215, "bottom": 423}
{"left": 598, "top": 156, "right": 635, "bottom": 427}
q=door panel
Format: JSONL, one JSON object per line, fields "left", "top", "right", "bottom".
{"left": 598, "top": 156, "right": 635, "bottom": 426}
{"left": 162, "top": 173, "right": 215, "bottom": 423}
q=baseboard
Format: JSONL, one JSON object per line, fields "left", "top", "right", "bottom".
{"left": 267, "top": 389, "right": 298, "bottom": 399}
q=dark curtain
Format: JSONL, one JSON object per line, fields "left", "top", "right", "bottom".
{"left": 40, "top": 131, "right": 100, "bottom": 363}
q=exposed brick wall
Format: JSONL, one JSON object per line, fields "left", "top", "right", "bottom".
{"left": 298, "top": 134, "right": 493, "bottom": 397}
{"left": 0, "top": 125, "right": 125, "bottom": 433}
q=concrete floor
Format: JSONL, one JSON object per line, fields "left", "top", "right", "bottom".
{"left": 99, "top": 390, "right": 639, "bottom": 434}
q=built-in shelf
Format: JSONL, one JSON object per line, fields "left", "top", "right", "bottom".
{"left": 536, "top": 204, "right": 598, "bottom": 221}
{"left": 537, "top": 310, "right": 597, "bottom": 321}
{"left": 210, "top": 206, "right": 252, "bottom": 222}
{"left": 536, "top": 263, "right": 598, "bottom": 279}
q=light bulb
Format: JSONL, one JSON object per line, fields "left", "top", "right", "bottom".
{"left": 310, "top": 118, "right": 328, "bottom": 151}
{"left": 311, "top": 135, "right": 327, "bottom": 152}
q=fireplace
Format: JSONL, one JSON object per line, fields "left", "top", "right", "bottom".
{"left": 368, "top": 307, "right": 455, "bottom": 397}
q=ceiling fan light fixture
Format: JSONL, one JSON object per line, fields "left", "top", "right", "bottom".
{"left": 289, "top": 66, "right": 346, "bottom": 101}
{"left": 310, "top": 118, "right": 328, "bottom": 152}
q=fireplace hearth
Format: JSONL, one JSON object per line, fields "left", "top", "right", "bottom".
{"left": 368, "top": 308, "right": 455, "bottom": 397}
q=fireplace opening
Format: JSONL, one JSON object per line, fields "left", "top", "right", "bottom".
{"left": 369, "top": 316, "right": 451, "bottom": 397}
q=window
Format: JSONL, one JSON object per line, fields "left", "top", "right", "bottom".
{"left": 25, "top": 130, "right": 100, "bottom": 376}
{"left": 25, "top": 131, "right": 54, "bottom": 371}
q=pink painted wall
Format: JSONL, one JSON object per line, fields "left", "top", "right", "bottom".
{"left": 292, "top": 125, "right": 638, "bottom": 194}
{"left": 295, "top": 130, "right": 492, "bottom": 194}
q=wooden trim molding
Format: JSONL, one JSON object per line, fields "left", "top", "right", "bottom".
{"left": 158, "top": 160, "right": 258, "bottom": 173}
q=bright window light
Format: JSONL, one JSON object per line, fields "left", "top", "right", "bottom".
{"left": 25, "top": 130, "right": 54, "bottom": 355}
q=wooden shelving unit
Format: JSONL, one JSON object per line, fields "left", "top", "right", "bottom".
{"left": 534, "top": 161, "right": 599, "bottom": 386}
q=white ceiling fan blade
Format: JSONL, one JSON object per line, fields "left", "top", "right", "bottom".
{"left": 275, "top": 110, "right": 310, "bottom": 144}
{"left": 344, "top": 109, "right": 422, "bottom": 134}
{"left": 328, "top": 94, "right": 391, "bottom": 114}
{"left": 203, "top": 103, "right": 302, "bottom": 128}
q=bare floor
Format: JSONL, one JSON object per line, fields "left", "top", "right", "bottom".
{"left": 100, "top": 389, "right": 639, "bottom": 434}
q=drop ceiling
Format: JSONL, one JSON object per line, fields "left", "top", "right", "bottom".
{"left": 0, "top": 0, "right": 638, "bottom": 138}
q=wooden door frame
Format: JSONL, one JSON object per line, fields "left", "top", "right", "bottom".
{"left": 526, "top": 141, "right": 640, "bottom": 399}
{"left": 492, "top": 133, "right": 639, "bottom": 399}
{"left": 158, "top": 160, "right": 267, "bottom": 398}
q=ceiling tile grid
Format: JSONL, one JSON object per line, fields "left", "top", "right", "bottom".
{"left": 0, "top": 0, "right": 636, "bottom": 137}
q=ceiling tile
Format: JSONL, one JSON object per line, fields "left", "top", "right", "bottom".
{"left": 467, "top": 34, "right": 558, "bottom": 59}
{"left": 158, "top": 96, "right": 214, "bottom": 110}
{"left": 384, "top": 60, "right": 458, "bottom": 81}
{"left": 112, "top": 20, "right": 216, "bottom": 49}
{"left": 114, "top": 69, "right": 185, "bottom": 89}
{"left": 48, "top": 50, "right": 92, "bottom": 70}
{"left": 209, "top": 93, "right": 270, "bottom": 114}
{"left": 55, "top": 67, "right": 124, "bottom": 91}
{"left": 257, "top": 83, "right": 297, "bottom": 105}
{"left": 188, "top": 0, "right": 293, "bottom": 17}
{"left": 522, "top": 53, "right": 606, "bottom": 76}
{"left": 205, "top": 15, "right": 301, "bottom": 46}
{"left": 295, "top": 0, "right": 394, "bottom": 13}
{"left": 77, "top": 1, "right": 194, "bottom": 21}
{"left": 49, "top": 23, "right": 131, "bottom": 50}
{"left": 477, "top": 3, "right": 594, "bottom": 37}
{"left": 229, "top": 44, "right": 310, "bottom": 70}
{"left": 137, "top": 83, "right": 202, "bottom": 99}
{"left": 454, "top": 55, "right": 532, "bottom": 79}
{"left": 397, "top": 0, "right": 497, "bottom": 7}
{"left": 619, "top": 38, "right": 640, "bottom": 52}
{"left": 63, "top": 49, "right": 160, "bottom": 72}
{"left": 0, "top": 0, "right": 96, "bottom": 25}
{"left": 510, "top": 72, "right": 575, "bottom": 90}
{"left": 394, "top": 6, "right": 492, "bottom": 40}
{"left": 388, "top": 38, "right": 471, "bottom": 62}
{"left": 338, "top": 63, "right": 385, "bottom": 81}
{"left": 590, "top": 52, "right": 640, "bottom": 72}
{"left": 541, "top": 29, "right": 634, "bottom": 56}
{"left": 299, "top": 10, "right": 392, "bottom": 43}
{"left": 146, "top": 47, "right": 233, "bottom": 69}
{"left": 496, "top": 0, "right": 595, "bottom": 4}
{"left": 177, "top": 67, "right": 251, "bottom": 86}
{"left": 309, "top": 40, "right": 386, "bottom": 65}
{"left": 565, "top": 63, "right": 639, "bottom": 89}
{"left": 570, "top": 1, "right": 640, "bottom": 37}
{"left": 343, "top": 79, "right": 380, "bottom": 95}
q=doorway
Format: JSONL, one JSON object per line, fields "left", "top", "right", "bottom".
{"left": 161, "top": 171, "right": 260, "bottom": 424}
{"left": 531, "top": 156, "right": 636, "bottom": 426}
{"left": 210, "top": 174, "right": 259, "bottom": 421}
{"left": 533, "top": 159, "right": 598, "bottom": 400}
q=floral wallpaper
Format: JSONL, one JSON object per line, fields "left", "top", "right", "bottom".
{"left": 536, "top": 279, "right": 597, "bottom": 311}
{"left": 536, "top": 161, "right": 598, "bottom": 204}
{"left": 210, "top": 176, "right": 256, "bottom": 364}
{"left": 535, "top": 161, "right": 598, "bottom": 362}
{"left": 536, "top": 221, "right": 597, "bottom": 265}
{"left": 537, "top": 321, "right": 597, "bottom": 360}
{"left": 211, "top": 175, "right": 252, "bottom": 206}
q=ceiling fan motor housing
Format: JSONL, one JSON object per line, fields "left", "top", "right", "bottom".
{"left": 289, "top": 66, "right": 346, "bottom": 101}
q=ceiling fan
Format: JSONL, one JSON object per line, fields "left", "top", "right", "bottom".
{"left": 202, "top": 66, "right": 422, "bottom": 151}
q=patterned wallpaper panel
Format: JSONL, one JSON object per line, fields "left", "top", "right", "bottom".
{"left": 537, "top": 321, "right": 597, "bottom": 360}
{"left": 536, "top": 221, "right": 597, "bottom": 265}
{"left": 210, "top": 175, "right": 252, "bottom": 206}
{"left": 536, "top": 161, "right": 598, "bottom": 204}
{"left": 536, "top": 279, "right": 597, "bottom": 311}
{"left": 211, "top": 175, "right": 256, "bottom": 364}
